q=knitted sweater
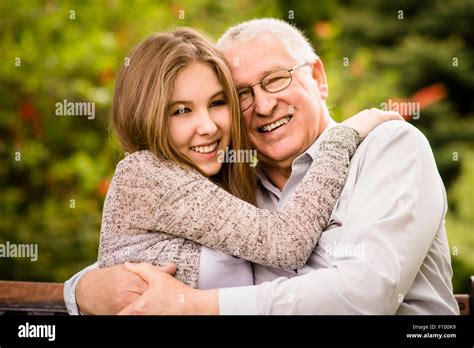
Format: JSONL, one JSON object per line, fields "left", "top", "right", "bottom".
{"left": 98, "top": 125, "right": 361, "bottom": 288}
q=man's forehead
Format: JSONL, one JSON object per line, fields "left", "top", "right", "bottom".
{"left": 223, "top": 36, "right": 295, "bottom": 84}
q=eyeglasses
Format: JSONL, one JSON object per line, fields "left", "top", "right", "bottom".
{"left": 237, "top": 63, "right": 309, "bottom": 112}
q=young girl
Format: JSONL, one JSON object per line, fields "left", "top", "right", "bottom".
{"left": 98, "top": 28, "right": 401, "bottom": 288}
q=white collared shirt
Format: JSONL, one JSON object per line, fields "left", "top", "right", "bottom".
{"left": 219, "top": 119, "right": 459, "bottom": 314}
{"left": 65, "top": 120, "right": 459, "bottom": 315}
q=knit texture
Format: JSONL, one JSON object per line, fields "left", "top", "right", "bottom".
{"left": 98, "top": 125, "right": 361, "bottom": 288}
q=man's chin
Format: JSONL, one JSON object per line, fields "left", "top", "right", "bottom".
{"left": 257, "top": 148, "right": 299, "bottom": 168}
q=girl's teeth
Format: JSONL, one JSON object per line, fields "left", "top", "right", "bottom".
{"left": 191, "top": 142, "right": 218, "bottom": 153}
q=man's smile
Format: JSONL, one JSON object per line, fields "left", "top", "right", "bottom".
{"left": 258, "top": 115, "right": 293, "bottom": 133}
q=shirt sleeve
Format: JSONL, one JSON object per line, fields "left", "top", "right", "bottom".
{"left": 103, "top": 125, "right": 361, "bottom": 270}
{"left": 219, "top": 285, "right": 259, "bottom": 315}
{"left": 219, "top": 121, "right": 447, "bottom": 314}
{"left": 63, "top": 262, "right": 99, "bottom": 315}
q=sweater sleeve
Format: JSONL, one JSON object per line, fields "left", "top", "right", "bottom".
{"left": 107, "top": 125, "right": 361, "bottom": 269}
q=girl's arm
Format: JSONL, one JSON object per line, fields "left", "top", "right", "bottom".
{"left": 107, "top": 125, "right": 359, "bottom": 269}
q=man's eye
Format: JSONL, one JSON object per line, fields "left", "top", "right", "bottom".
{"left": 210, "top": 99, "right": 226, "bottom": 107}
{"left": 238, "top": 89, "right": 252, "bottom": 98}
{"left": 266, "top": 77, "right": 286, "bottom": 85}
{"left": 172, "top": 106, "right": 191, "bottom": 115}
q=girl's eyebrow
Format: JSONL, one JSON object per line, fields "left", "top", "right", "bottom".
{"left": 170, "top": 90, "right": 225, "bottom": 107}
{"left": 169, "top": 100, "right": 191, "bottom": 107}
{"left": 209, "top": 90, "right": 225, "bottom": 99}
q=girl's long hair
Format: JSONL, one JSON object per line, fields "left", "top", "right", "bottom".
{"left": 112, "top": 28, "right": 256, "bottom": 205}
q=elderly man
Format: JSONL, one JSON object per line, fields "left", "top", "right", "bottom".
{"left": 64, "top": 18, "right": 459, "bottom": 315}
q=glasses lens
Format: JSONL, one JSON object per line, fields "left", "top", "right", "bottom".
{"left": 262, "top": 70, "right": 291, "bottom": 92}
{"left": 238, "top": 88, "right": 254, "bottom": 111}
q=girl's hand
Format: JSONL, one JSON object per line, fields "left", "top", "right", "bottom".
{"left": 341, "top": 108, "right": 404, "bottom": 139}
{"left": 118, "top": 262, "right": 218, "bottom": 315}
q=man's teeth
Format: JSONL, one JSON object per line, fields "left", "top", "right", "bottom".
{"left": 191, "top": 142, "right": 218, "bottom": 154}
{"left": 260, "top": 116, "right": 291, "bottom": 132}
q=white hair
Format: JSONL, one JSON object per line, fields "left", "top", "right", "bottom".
{"left": 216, "top": 18, "right": 319, "bottom": 64}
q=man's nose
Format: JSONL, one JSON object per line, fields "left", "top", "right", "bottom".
{"left": 195, "top": 109, "right": 218, "bottom": 135}
{"left": 253, "top": 86, "right": 277, "bottom": 117}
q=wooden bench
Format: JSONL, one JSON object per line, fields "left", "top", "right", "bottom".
{"left": 0, "top": 277, "right": 472, "bottom": 315}
{"left": 455, "top": 275, "right": 473, "bottom": 315}
{"left": 0, "top": 281, "right": 67, "bottom": 315}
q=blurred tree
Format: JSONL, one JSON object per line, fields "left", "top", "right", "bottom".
{"left": 0, "top": 0, "right": 280, "bottom": 281}
{"left": 0, "top": 0, "right": 472, "bottom": 294}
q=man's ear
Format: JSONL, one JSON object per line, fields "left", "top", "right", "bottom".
{"left": 311, "top": 60, "right": 328, "bottom": 100}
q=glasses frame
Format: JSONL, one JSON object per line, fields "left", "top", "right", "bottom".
{"left": 237, "top": 62, "right": 309, "bottom": 112}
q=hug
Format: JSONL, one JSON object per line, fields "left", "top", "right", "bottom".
{"left": 64, "top": 18, "right": 459, "bottom": 315}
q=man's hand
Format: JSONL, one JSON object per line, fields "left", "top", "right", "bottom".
{"left": 76, "top": 263, "right": 175, "bottom": 315}
{"left": 118, "top": 262, "right": 219, "bottom": 315}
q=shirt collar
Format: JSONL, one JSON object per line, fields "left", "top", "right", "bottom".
{"left": 294, "top": 118, "right": 337, "bottom": 163}
{"left": 255, "top": 117, "right": 337, "bottom": 185}
{"left": 256, "top": 117, "right": 337, "bottom": 179}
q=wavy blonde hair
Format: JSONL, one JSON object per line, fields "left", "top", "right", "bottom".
{"left": 112, "top": 28, "right": 256, "bottom": 205}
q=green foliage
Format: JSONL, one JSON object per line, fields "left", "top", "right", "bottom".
{"left": 0, "top": 0, "right": 280, "bottom": 281}
{"left": 447, "top": 151, "right": 474, "bottom": 293}
{"left": 1, "top": 0, "right": 472, "bottom": 295}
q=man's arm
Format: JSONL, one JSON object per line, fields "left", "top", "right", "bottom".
{"left": 220, "top": 121, "right": 447, "bottom": 314}
{"left": 64, "top": 262, "right": 171, "bottom": 315}
{"left": 120, "top": 121, "right": 448, "bottom": 315}
{"left": 64, "top": 263, "right": 99, "bottom": 315}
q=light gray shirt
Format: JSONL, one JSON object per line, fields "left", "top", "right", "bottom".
{"left": 219, "top": 120, "right": 459, "bottom": 314}
{"left": 198, "top": 246, "right": 253, "bottom": 289}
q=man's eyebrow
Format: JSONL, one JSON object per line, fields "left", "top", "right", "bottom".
{"left": 261, "top": 66, "right": 285, "bottom": 76}
{"left": 169, "top": 90, "right": 225, "bottom": 107}
{"left": 236, "top": 66, "right": 286, "bottom": 88}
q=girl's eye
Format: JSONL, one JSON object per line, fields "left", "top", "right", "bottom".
{"left": 172, "top": 106, "right": 191, "bottom": 116}
{"left": 210, "top": 99, "right": 226, "bottom": 108}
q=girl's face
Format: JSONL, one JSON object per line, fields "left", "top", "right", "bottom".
{"left": 168, "top": 62, "right": 232, "bottom": 177}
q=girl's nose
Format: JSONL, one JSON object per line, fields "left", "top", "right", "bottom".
{"left": 195, "top": 109, "right": 218, "bottom": 136}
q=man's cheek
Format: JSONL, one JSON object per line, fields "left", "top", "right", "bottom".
{"left": 242, "top": 112, "right": 253, "bottom": 130}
